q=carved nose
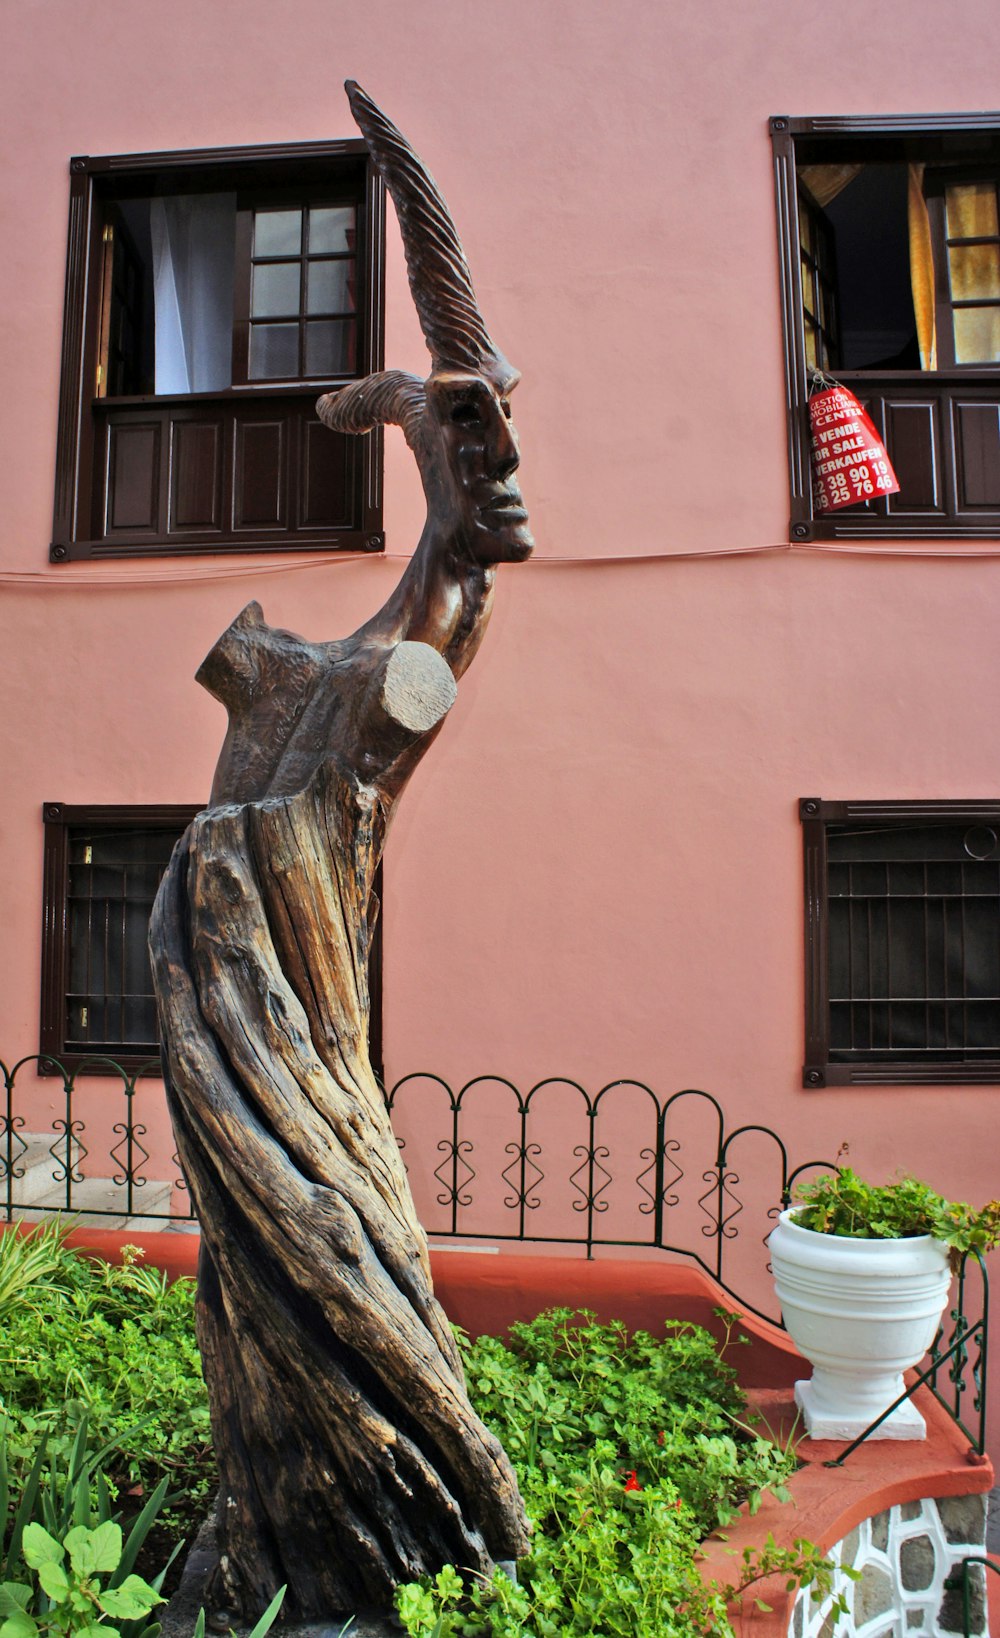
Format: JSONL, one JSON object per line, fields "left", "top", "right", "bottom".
{"left": 488, "top": 415, "right": 520, "bottom": 479}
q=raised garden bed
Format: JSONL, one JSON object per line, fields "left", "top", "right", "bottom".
{"left": 1, "top": 1224, "right": 993, "bottom": 1636}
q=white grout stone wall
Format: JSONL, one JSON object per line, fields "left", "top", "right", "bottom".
{"left": 789, "top": 1494, "right": 988, "bottom": 1638}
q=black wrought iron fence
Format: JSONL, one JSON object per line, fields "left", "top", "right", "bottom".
{"left": 0, "top": 1058, "right": 836, "bottom": 1298}
{"left": 384, "top": 1073, "right": 836, "bottom": 1308}
{"left": 1, "top": 1054, "right": 989, "bottom": 1460}
{"left": 0, "top": 1054, "right": 193, "bottom": 1226}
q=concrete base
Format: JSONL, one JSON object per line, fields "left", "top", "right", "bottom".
{"left": 794, "top": 1377, "right": 927, "bottom": 1441}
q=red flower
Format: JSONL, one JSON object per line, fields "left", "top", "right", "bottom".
{"left": 623, "top": 1470, "right": 642, "bottom": 1492}
{"left": 657, "top": 1430, "right": 665, "bottom": 1446}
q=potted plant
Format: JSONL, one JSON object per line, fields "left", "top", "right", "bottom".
{"left": 767, "top": 1169, "right": 1000, "bottom": 1441}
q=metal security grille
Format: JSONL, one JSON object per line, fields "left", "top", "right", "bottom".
{"left": 65, "top": 825, "right": 180, "bottom": 1054}
{"left": 802, "top": 800, "right": 1000, "bottom": 1085}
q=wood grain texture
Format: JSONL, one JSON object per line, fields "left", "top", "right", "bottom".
{"left": 151, "top": 766, "right": 526, "bottom": 1617}
{"left": 149, "top": 82, "right": 535, "bottom": 1620}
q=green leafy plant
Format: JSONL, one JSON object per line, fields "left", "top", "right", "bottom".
{"left": 711, "top": 1532, "right": 858, "bottom": 1623}
{"left": 0, "top": 1519, "right": 164, "bottom": 1638}
{"left": 394, "top": 1309, "right": 839, "bottom": 1638}
{"left": 1, "top": 1417, "right": 173, "bottom": 1586}
{"left": 791, "top": 1168, "right": 1000, "bottom": 1268}
{"left": 0, "top": 1227, "right": 214, "bottom": 1542}
{"left": 0, "top": 1224, "right": 72, "bottom": 1327}
{"left": 0, "top": 1415, "right": 180, "bottom": 1638}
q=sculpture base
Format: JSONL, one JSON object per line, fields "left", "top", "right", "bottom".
{"left": 158, "top": 1519, "right": 403, "bottom": 1638}
{"left": 159, "top": 1516, "right": 516, "bottom": 1638}
{"left": 794, "top": 1378, "right": 927, "bottom": 1441}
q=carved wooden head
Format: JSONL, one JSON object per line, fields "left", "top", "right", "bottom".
{"left": 317, "top": 83, "right": 533, "bottom": 565}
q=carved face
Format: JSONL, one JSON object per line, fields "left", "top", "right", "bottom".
{"left": 425, "top": 369, "right": 534, "bottom": 564}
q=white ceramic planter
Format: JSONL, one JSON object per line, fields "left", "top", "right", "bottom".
{"left": 767, "top": 1209, "right": 952, "bottom": 1440}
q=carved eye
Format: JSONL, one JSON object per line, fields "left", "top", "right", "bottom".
{"left": 450, "top": 401, "right": 481, "bottom": 425}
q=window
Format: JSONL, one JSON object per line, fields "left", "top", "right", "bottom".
{"left": 801, "top": 799, "right": 1000, "bottom": 1086}
{"left": 40, "top": 803, "right": 201, "bottom": 1070}
{"left": 40, "top": 802, "right": 385, "bottom": 1079}
{"left": 771, "top": 114, "right": 1000, "bottom": 540}
{"left": 52, "top": 141, "right": 386, "bottom": 562}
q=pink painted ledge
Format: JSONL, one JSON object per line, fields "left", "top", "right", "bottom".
{"left": 4, "top": 1224, "right": 992, "bottom": 1635}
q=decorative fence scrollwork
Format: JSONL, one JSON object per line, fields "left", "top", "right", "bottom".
{"left": 2, "top": 1059, "right": 835, "bottom": 1300}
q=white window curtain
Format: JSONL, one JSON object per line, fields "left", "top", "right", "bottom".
{"left": 150, "top": 193, "right": 237, "bottom": 394}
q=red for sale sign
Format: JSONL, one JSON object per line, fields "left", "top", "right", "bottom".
{"left": 809, "top": 386, "right": 900, "bottom": 513}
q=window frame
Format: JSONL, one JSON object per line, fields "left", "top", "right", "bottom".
{"left": 771, "top": 112, "right": 1000, "bottom": 542}
{"left": 52, "top": 139, "right": 386, "bottom": 563}
{"left": 40, "top": 801, "right": 385, "bottom": 1080}
{"left": 923, "top": 166, "right": 1000, "bottom": 370}
{"left": 801, "top": 796, "right": 1000, "bottom": 1087}
{"left": 40, "top": 802, "right": 202, "bottom": 1073}
{"left": 232, "top": 192, "right": 362, "bottom": 386}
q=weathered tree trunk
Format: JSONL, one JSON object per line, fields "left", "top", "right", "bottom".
{"left": 151, "top": 740, "right": 525, "bottom": 1617}
{"left": 149, "top": 82, "right": 537, "bottom": 1622}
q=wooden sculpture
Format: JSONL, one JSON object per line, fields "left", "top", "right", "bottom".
{"left": 149, "top": 82, "right": 531, "bottom": 1621}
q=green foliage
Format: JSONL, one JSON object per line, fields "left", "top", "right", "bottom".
{"left": 711, "top": 1532, "right": 858, "bottom": 1625}
{"left": 1, "top": 1232, "right": 845, "bottom": 1638}
{"left": 0, "top": 1225, "right": 73, "bottom": 1328}
{"left": 0, "top": 1416, "right": 176, "bottom": 1638}
{"left": 395, "top": 1309, "right": 839, "bottom": 1638}
{"left": 0, "top": 1230, "right": 213, "bottom": 1528}
{"left": 791, "top": 1168, "right": 1000, "bottom": 1265}
{"left": 1, "top": 1519, "right": 164, "bottom": 1638}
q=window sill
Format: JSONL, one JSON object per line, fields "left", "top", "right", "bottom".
{"left": 805, "top": 1061, "right": 1000, "bottom": 1086}
{"left": 52, "top": 530, "right": 385, "bottom": 563}
{"left": 91, "top": 381, "right": 356, "bottom": 409}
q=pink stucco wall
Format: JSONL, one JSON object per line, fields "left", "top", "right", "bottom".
{"left": 2, "top": 0, "right": 1000, "bottom": 1444}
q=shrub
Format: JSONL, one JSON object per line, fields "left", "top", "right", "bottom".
{"left": 0, "top": 1228, "right": 214, "bottom": 1545}
{"left": 395, "top": 1309, "right": 845, "bottom": 1638}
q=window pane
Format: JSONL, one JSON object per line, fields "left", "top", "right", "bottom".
{"left": 249, "top": 322, "right": 300, "bottom": 379}
{"left": 309, "top": 206, "right": 355, "bottom": 253}
{"left": 253, "top": 209, "right": 302, "bottom": 256}
{"left": 304, "top": 319, "right": 356, "bottom": 376}
{"left": 953, "top": 306, "right": 1000, "bottom": 363}
{"left": 798, "top": 198, "right": 812, "bottom": 253}
{"left": 800, "top": 258, "right": 815, "bottom": 317}
{"left": 948, "top": 243, "right": 1000, "bottom": 302}
{"left": 251, "top": 261, "right": 302, "bottom": 318}
{"left": 804, "top": 320, "right": 818, "bottom": 368}
{"left": 946, "top": 181, "right": 999, "bottom": 240}
{"left": 306, "top": 259, "right": 356, "bottom": 314}
{"left": 820, "top": 282, "right": 837, "bottom": 339}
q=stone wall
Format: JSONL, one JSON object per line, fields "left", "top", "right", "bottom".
{"left": 790, "top": 1494, "right": 989, "bottom": 1638}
